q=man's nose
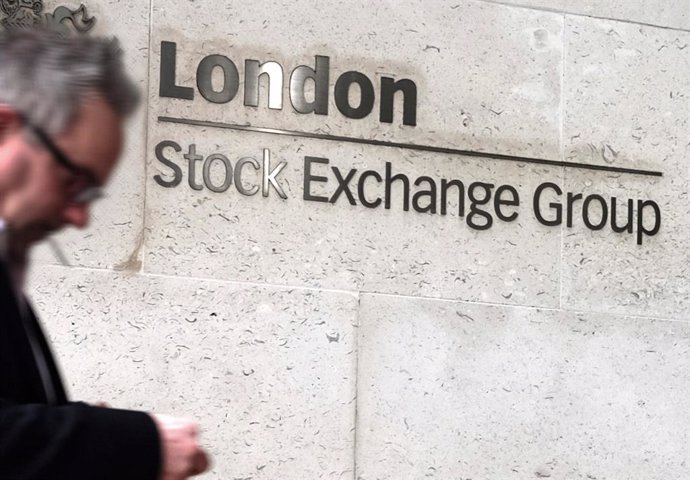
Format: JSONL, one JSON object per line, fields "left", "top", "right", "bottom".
{"left": 61, "top": 204, "right": 90, "bottom": 228}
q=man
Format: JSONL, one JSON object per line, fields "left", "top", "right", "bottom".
{"left": 0, "top": 29, "right": 209, "bottom": 479}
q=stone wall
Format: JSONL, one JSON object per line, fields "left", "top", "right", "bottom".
{"left": 28, "top": 1, "right": 690, "bottom": 478}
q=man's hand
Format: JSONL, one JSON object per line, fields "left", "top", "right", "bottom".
{"left": 151, "top": 414, "right": 210, "bottom": 480}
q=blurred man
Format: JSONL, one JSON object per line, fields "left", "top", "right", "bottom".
{"left": 0, "top": 29, "right": 209, "bottom": 479}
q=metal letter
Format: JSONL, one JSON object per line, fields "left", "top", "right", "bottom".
{"left": 184, "top": 144, "right": 204, "bottom": 191}
{"left": 384, "top": 162, "right": 410, "bottom": 211}
{"left": 533, "top": 182, "right": 562, "bottom": 226}
{"left": 234, "top": 157, "right": 261, "bottom": 196}
{"left": 582, "top": 194, "right": 608, "bottom": 230}
{"left": 197, "top": 55, "right": 239, "bottom": 104}
{"left": 636, "top": 200, "right": 661, "bottom": 245}
{"left": 494, "top": 185, "right": 519, "bottom": 222}
{"left": 566, "top": 192, "right": 583, "bottom": 227}
{"left": 244, "top": 60, "right": 284, "bottom": 110}
{"left": 467, "top": 182, "right": 494, "bottom": 230}
{"left": 330, "top": 167, "right": 358, "bottom": 205}
{"left": 203, "top": 154, "right": 233, "bottom": 193}
{"left": 440, "top": 179, "right": 465, "bottom": 216}
{"left": 611, "top": 197, "right": 634, "bottom": 234}
{"left": 412, "top": 176, "right": 437, "bottom": 214}
{"left": 358, "top": 170, "right": 383, "bottom": 209}
{"left": 154, "top": 140, "right": 182, "bottom": 188}
{"left": 159, "top": 42, "right": 194, "bottom": 100}
{"left": 303, "top": 156, "right": 330, "bottom": 203}
{"left": 335, "top": 71, "right": 375, "bottom": 120}
{"left": 262, "top": 149, "right": 287, "bottom": 198}
{"left": 290, "top": 55, "right": 330, "bottom": 115}
{"left": 380, "top": 77, "right": 417, "bottom": 126}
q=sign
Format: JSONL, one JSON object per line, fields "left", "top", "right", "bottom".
{"left": 154, "top": 40, "right": 662, "bottom": 245}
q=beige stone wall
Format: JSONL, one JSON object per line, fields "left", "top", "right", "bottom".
{"left": 28, "top": 1, "right": 690, "bottom": 478}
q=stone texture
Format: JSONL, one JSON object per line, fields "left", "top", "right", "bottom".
{"left": 356, "top": 294, "right": 690, "bottom": 480}
{"left": 150, "top": 0, "right": 563, "bottom": 157}
{"left": 561, "top": 16, "right": 690, "bottom": 318}
{"left": 145, "top": 0, "right": 565, "bottom": 307}
{"left": 145, "top": 126, "right": 563, "bottom": 306}
{"left": 31, "top": 0, "right": 150, "bottom": 271}
{"left": 15, "top": 3, "right": 690, "bottom": 479}
{"left": 485, "top": 0, "right": 690, "bottom": 30}
{"left": 28, "top": 265, "right": 358, "bottom": 480}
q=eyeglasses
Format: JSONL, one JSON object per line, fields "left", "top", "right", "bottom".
{"left": 23, "top": 117, "right": 104, "bottom": 204}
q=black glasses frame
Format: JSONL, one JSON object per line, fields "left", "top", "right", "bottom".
{"left": 26, "top": 122, "right": 99, "bottom": 186}
{"left": 19, "top": 114, "right": 103, "bottom": 204}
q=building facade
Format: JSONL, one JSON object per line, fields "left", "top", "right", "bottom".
{"left": 24, "top": 1, "right": 690, "bottom": 478}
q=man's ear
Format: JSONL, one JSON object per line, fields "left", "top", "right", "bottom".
{"left": 0, "top": 105, "right": 21, "bottom": 142}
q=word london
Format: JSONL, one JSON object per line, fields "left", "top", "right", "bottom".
{"left": 159, "top": 41, "right": 417, "bottom": 125}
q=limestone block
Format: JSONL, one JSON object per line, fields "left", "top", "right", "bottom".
{"left": 31, "top": 0, "right": 150, "bottom": 270}
{"left": 28, "top": 265, "right": 358, "bottom": 480}
{"left": 490, "top": 0, "right": 690, "bottom": 30}
{"left": 145, "top": 0, "right": 565, "bottom": 306}
{"left": 356, "top": 294, "right": 690, "bottom": 479}
{"left": 561, "top": 16, "right": 690, "bottom": 318}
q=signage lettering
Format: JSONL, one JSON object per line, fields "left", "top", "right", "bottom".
{"left": 154, "top": 141, "right": 287, "bottom": 199}
{"left": 155, "top": 41, "right": 662, "bottom": 245}
{"left": 159, "top": 41, "right": 418, "bottom": 126}
{"left": 533, "top": 182, "right": 660, "bottom": 245}
{"left": 153, "top": 140, "right": 661, "bottom": 244}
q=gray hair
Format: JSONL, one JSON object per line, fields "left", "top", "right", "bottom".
{"left": 0, "top": 28, "right": 139, "bottom": 135}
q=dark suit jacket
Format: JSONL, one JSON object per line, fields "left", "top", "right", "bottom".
{"left": 0, "top": 260, "right": 161, "bottom": 480}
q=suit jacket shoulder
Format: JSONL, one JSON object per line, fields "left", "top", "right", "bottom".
{"left": 0, "top": 259, "right": 52, "bottom": 404}
{"left": 0, "top": 261, "right": 161, "bottom": 480}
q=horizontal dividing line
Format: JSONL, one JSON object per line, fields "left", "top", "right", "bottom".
{"left": 158, "top": 116, "right": 663, "bottom": 177}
